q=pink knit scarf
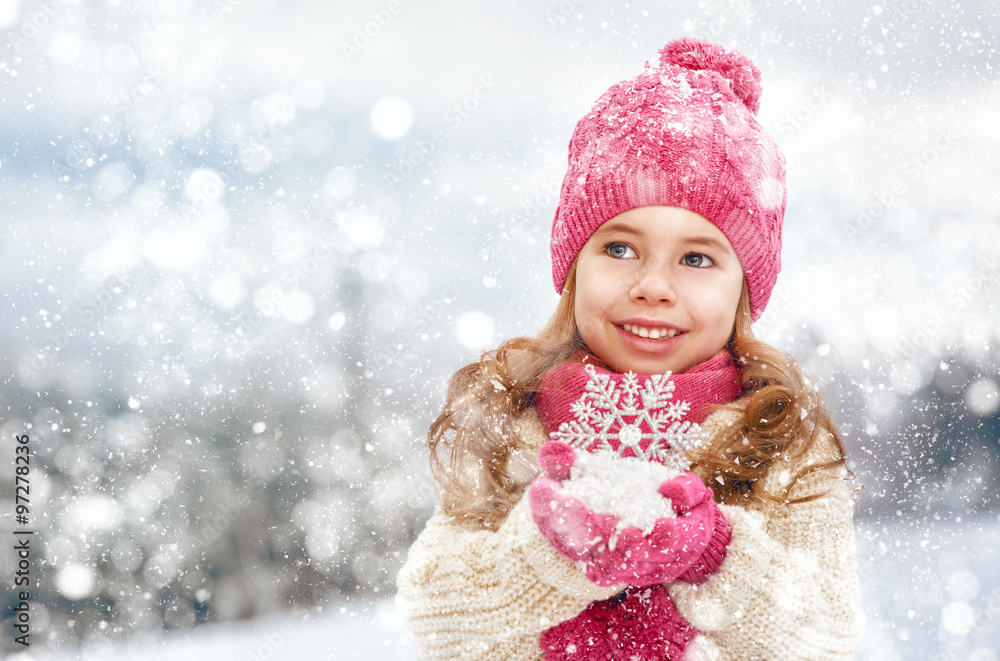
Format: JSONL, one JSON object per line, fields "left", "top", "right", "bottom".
{"left": 537, "top": 350, "right": 743, "bottom": 460}
{"left": 534, "top": 350, "right": 742, "bottom": 661}
{"left": 539, "top": 585, "right": 696, "bottom": 661}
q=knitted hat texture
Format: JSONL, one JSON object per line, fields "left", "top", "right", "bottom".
{"left": 550, "top": 37, "right": 786, "bottom": 321}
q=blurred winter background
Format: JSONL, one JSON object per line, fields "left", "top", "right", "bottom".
{"left": 0, "top": 0, "right": 997, "bottom": 658}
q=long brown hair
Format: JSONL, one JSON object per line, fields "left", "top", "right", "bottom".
{"left": 691, "top": 280, "right": 850, "bottom": 505}
{"left": 428, "top": 263, "right": 848, "bottom": 529}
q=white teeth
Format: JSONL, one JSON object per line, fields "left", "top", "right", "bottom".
{"left": 622, "top": 324, "right": 678, "bottom": 340}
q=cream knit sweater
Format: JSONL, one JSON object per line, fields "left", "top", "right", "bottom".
{"left": 396, "top": 399, "right": 864, "bottom": 660}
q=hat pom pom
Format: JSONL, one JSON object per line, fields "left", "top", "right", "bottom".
{"left": 658, "top": 37, "right": 762, "bottom": 114}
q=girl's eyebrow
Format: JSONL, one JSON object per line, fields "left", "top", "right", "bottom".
{"left": 596, "top": 221, "right": 643, "bottom": 237}
{"left": 683, "top": 236, "right": 735, "bottom": 254}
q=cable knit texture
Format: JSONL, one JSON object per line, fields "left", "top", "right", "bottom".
{"left": 395, "top": 400, "right": 864, "bottom": 660}
{"left": 669, "top": 407, "right": 865, "bottom": 660}
{"left": 549, "top": 38, "right": 786, "bottom": 321}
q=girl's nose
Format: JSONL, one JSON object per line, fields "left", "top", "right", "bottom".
{"left": 629, "top": 266, "right": 677, "bottom": 304}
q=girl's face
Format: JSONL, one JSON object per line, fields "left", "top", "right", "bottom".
{"left": 574, "top": 206, "right": 744, "bottom": 375}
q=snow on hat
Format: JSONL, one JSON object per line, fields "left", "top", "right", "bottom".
{"left": 550, "top": 37, "right": 786, "bottom": 321}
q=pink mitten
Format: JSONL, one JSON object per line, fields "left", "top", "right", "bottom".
{"left": 529, "top": 441, "right": 731, "bottom": 586}
{"left": 528, "top": 442, "right": 618, "bottom": 564}
{"left": 539, "top": 585, "right": 696, "bottom": 661}
{"left": 660, "top": 474, "right": 731, "bottom": 583}
{"left": 584, "top": 481, "right": 728, "bottom": 586}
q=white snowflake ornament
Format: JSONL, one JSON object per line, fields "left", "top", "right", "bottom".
{"left": 548, "top": 364, "right": 707, "bottom": 475}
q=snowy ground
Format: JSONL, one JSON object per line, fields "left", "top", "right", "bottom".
{"left": 11, "top": 597, "right": 417, "bottom": 661}
{"left": 9, "top": 515, "right": 999, "bottom": 661}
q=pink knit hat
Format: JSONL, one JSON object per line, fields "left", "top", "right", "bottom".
{"left": 550, "top": 37, "right": 786, "bottom": 321}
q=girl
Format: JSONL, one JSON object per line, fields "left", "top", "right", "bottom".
{"left": 396, "top": 37, "right": 864, "bottom": 660}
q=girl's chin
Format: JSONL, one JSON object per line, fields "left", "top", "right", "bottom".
{"left": 605, "top": 352, "right": 689, "bottom": 376}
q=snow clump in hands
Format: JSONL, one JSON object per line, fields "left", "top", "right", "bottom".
{"left": 561, "top": 449, "right": 678, "bottom": 538}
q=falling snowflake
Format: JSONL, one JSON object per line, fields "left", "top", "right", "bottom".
{"left": 548, "top": 364, "right": 707, "bottom": 474}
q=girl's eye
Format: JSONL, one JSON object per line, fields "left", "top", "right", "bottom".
{"left": 683, "top": 253, "right": 715, "bottom": 268}
{"left": 605, "top": 243, "right": 637, "bottom": 259}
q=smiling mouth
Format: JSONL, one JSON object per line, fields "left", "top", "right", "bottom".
{"left": 621, "top": 323, "right": 680, "bottom": 340}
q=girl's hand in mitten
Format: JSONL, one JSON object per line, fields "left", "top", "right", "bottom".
{"left": 528, "top": 441, "right": 618, "bottom": 563}
{"left": 529, "top": 441, "right": 730, "bottom": 586}
{"left": 583, "top": 476, "right": 729, "bottom": 586}
{"left": 659, "top": 473, "right": 731, "bottom": 583}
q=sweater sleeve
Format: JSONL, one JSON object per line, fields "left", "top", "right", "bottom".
{"left": 668, "top": 437, "right": 865, "bottom": 660}
{"left": 395, "top": 494, "right": 623, "bottom": 660}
